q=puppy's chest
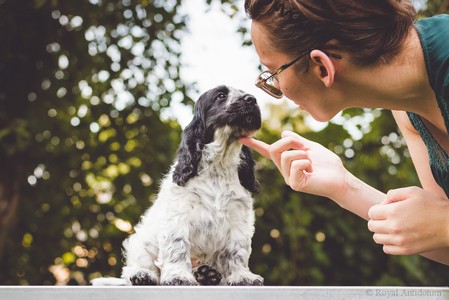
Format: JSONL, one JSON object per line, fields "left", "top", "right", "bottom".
{"left": 186, "top": 179, "right": 251, "bottom": 227}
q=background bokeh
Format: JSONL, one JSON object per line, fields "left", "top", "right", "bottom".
{"left": 0, "top": 0, "right": 448, "bottom": 285}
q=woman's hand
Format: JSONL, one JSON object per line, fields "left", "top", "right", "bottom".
{"left": 368, "top": 186, "right": 449, "bottom": 255}
{"left": 240, "top": 130, "right": 348, "bottom": 200}
{"left": 241, "top": 131, "right": 449, "bottom": 263}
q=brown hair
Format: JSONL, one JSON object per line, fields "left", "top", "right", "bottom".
{"left": 245, "top": 0, "right": 417, "bottom": 66}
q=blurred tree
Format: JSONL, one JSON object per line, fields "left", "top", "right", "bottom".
{"left": 0, "top": 0, "right": 194, "bottom": 284}
{"left": 0, "top": 0, "right": 448, "bottom": 286}
{"left": 422, "top": 0, "right": 449, "bottom": 14}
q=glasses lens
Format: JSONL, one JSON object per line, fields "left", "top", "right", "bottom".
{"left": 256, "top": 71, "right": 283, "bottom": 99}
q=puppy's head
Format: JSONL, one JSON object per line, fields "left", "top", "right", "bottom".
{"left": 198, "top": 85, "right": 261, "bottom": 143}
{"left": 173, "top": 86, "right": 261, "bottom": 191}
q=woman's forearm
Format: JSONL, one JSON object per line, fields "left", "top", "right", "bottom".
{"left": 333, "top": 171, "right": 386, "bottom": 220}
{"left": 421, "top": 248, "right": 449, "bottom": 265}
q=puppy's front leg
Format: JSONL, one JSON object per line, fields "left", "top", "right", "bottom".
{"left": 157, "top": 232, "right": 198, "bottom": 286}
{"left": 221, "top": 239, "right": 263, "bottom": 286}
{"left": 122, "top": 233, "right": 159, "bottom": 285}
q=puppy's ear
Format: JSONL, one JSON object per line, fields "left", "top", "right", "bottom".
{"left": 238, "top": 146, "right": 260, "bottom": 194}
{"left": 172, "top": 110, "right": 205, "bottom": 186}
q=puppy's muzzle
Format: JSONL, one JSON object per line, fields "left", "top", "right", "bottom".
{"left": 232, "top": 94, "right": 261, "bottom": 135}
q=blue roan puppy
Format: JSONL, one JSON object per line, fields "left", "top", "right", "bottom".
{"left": 92, "top": 85, "right": 263, "bottom": 286}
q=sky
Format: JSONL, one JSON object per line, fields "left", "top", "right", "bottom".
{"left": 168, "top": 0, "right": 277, "bottom": 128}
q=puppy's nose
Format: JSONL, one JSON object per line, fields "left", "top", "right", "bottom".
{"left": 243, "top": 95, "right": 256, "bottom": 104}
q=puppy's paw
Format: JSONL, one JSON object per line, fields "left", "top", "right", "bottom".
{"left": 161, "top": 276, "right": 198, "bottom": 286}
{"left": 127, "top": 270, "right": 158, "bottom": 286}
{"left": 227, "top": 271, "right": 263, "bottom": 286}
{"left": 193, "top": 265, "right": 222, "bottom": 286}
{"left": 160, "top": 270, "right": 198, "bottom": 286}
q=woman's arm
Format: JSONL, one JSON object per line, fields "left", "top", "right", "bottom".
{"left": 421, "top": 249, "right": 449, "bottom": 265}
{"left": 366, "top": 111, "right": 449, "bottom": 265}
{"left": 391, "top": 110, "right": 446, "bottom": 195}
{"left": 240, "top": 130, "right": 385, "bottom": 219}
{"left": 241, "top": 121, "right": 449, "bottom": 265}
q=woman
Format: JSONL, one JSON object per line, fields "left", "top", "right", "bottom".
{"left": 240, "top": 0, "right": 449, "bottom": 265}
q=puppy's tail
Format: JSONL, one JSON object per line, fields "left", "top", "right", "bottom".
{"left": 91, "top": 277, "right": 129, "bottom": 286}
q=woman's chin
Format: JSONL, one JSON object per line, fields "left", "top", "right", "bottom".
{"left": 288, "top": 98, "right": 338, "bottom": 122}
{"left": 307, "top": 110, "right": 337, "bottom": 123}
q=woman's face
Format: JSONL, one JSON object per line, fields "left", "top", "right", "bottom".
{"left": 250, "top": 21, "right": 343, "bottom": 122}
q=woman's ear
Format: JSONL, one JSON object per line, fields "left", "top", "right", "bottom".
{"left": 309, "top": 50, "right": 336, "bottom": 88}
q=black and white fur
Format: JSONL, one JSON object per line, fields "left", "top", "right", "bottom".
{"left": 110, "top": 86, "right": 263, "bottom": 286}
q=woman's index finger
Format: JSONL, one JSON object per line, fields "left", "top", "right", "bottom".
{"left": 239, "top": 137, "right": 271, "bottom": 159}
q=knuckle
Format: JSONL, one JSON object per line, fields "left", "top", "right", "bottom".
{"left": 291, "top": 160, "right": 302, "bottom": 170}
{"left": 390, "top": 224, "right": 401, "bottom": 235}
{"left": 395, "top": 236, "right": 406, "bottom": 247}
{"left": 382, "top": 245, "right": 391, "bottom": 254}
{"left": 284, "top": 136, "right": 295, "bottom": 143}
{"left": 388, "top": 206, "right": 400, "bottom": 218}
{"left": 367, "top": 220, "right": 372, "bottom": 230}
{"left": 386, "top": 189, "right": 396, "bottom": 196}
{"left": 402, "top": 247, "right": 414, "bottom": 256}
{"left": 288, "top": 177, "right": 302, "bottom": 191}
{"left": 367, "top": 206, "right": 377, "bottom": 219}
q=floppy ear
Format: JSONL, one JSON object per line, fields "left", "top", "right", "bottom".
{"left": 172, "top": 111, "right": 205, "bottom": 186}
{"left": 238, "top": 146, "right": 260, "bottom": 194}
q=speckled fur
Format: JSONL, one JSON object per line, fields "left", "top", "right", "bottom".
{"left": 121, "top": 86, "right": 263, "bottom": 286}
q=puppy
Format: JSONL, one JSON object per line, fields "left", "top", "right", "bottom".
{"left": 121, "top": 85, "right": 263, "bottom": 286}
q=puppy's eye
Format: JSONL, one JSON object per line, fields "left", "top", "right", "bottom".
{"left": 216, "top": 93, "right": 226, "bottom": 100}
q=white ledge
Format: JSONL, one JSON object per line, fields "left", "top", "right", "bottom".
{"left": 1, "top": 286, "right": 449, "bottom": 300}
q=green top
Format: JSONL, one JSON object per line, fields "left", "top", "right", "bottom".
{"left": 407, "top": 14, "right": 449, "bottom": 197}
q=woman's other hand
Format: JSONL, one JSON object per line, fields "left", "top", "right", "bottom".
{"left": 368, "top": 186, "right": 449, "bottom": 255}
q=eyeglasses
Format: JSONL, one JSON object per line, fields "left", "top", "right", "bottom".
{"left": 255, "top": 50, "right": 342, "bottom": 99}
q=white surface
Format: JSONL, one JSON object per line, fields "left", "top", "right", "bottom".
{"left": 1, "top": 286, "right": 449, "bottom": 300}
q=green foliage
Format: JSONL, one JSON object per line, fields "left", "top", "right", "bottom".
{"left": 420, "top": 0, "right": 449, "bottom": 15}
{"left": 0, "top": 0, "right": 448, "bottom": 286}
{"left": 0, "top": 0, "right": 188, "bottom": 284}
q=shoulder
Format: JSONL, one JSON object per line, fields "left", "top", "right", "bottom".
{"left": 416, "top": 14, "right": 449, "bottom": 24}
{"left": 392, "top": 110, "right": 417, "bottom": 135}
{"left": 416, "top": 14, "right": 449, "bottom": 98}
{"left": 416, "top": 14, "right": 449, "bottom": 35}
{"left": 416, "top": 14, "right": 449, "bottom": 26}
{"left": 416, "top": 14, "right": 449, "bottom": 50}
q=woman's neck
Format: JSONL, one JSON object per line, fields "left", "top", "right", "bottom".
{"left": 339, "top": 27, "right": 437, "bottom": 121}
